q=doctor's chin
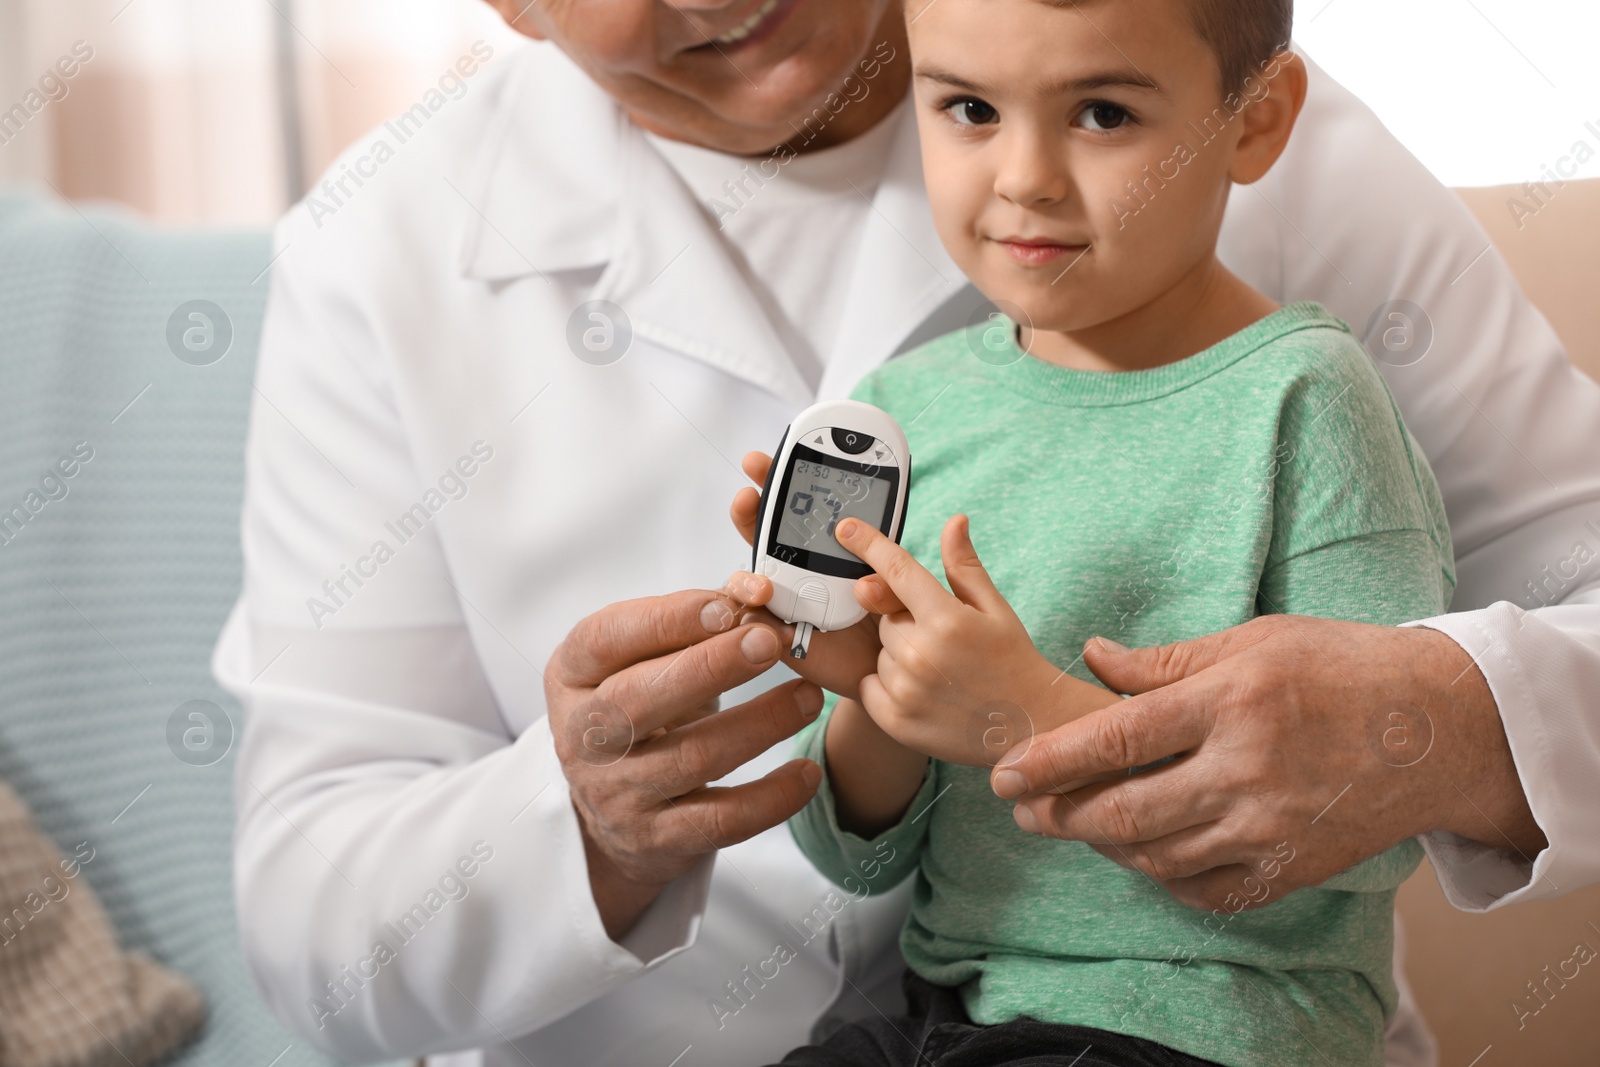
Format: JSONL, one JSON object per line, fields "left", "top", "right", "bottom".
{"left": 1, "top": 2, "right": 1598, "bottom": 1067}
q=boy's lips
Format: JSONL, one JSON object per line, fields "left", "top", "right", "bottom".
{"left": 993, "top": 237, "right": 1090, "bottom": 267}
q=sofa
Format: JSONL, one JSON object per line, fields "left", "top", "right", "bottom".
{"left": 0, "top": 190, "right": 359, "bottom": 1067}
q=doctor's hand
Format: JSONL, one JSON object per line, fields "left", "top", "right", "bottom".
{"left": 832, "top": 515, "right": 1119, "bottom": 766}
{"left": 990, "top": 616, "right": 1547, "bottom": 912}
{"left": 545, "top": 577, "right": 824, "bottom": 943}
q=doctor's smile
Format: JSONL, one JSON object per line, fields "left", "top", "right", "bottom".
{"left": 493, "top": 0, "right": 908, "bottom": 154}
{"left": 695, "top": 0, "right": 802, "bottom": 50}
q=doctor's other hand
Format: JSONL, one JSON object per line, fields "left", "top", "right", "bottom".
{"left": 990, "top": 616, "right": 1547, "bottom": 912}
{"left": 545, "top": 576, "right": 824, "bottom": 942}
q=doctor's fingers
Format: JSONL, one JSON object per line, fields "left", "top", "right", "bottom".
{"left": 730, "top": 487, "right": 762, "bottom": 546}
{"left": 991, "top": 682, "right": 1212, "bottom": 800}
{"left": 653, "top": 759, "right": 822, "bottom": 854}
{"left": 740, "top": 450, "right": 773, "bottom": 485}
{"left": 1158, "top": 862, "right": 1284, "bottom": 913}
{"left": 644, "top": 678, "right": 824, "bottom": 797}
{"left": 1086, "top": 821, "right": 1310, "bottom": 912}
{"left": 1011, "top": 758, "right": 1228, "bottom": 849}
{"left": 638, "top": 694, "right": 722, "bottom": 738}
{"left": 1082, "top": 823, "right": 1240, "bottom": 888}
{"left": 721, "top": 570, "right": 777, "bottom": 612}
{"left": 552, "top": 583, "right": 768, "bottom": 687}
{"left": 731, "top": 449, "right": 774, "bottom": 542}
{"left": 599, "top": 622, "right": 784, "bottom": 739}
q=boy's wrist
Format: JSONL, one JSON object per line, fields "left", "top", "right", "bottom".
{"left": 1012, "top": 656, "right": 1121, "bottom": 738}
{"left": 825, "top": 697, "right": 930, "bottom": 838}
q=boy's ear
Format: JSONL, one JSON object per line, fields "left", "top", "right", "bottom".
{"left": 1228, "top": 51, "right": 1308, "bottom": 186}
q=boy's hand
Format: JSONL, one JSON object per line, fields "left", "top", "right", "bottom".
{"left": 833, "top": 514, "right": 1071, "bottom": 766}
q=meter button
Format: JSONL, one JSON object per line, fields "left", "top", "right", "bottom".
{"left": 797, "top": 579, "right": 829, "bottom": 607}
{"left": 831, "top": 428, "right": 875, "bottom": 455}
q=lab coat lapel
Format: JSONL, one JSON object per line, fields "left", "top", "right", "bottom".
{"left": 458, "top": 44, "right": 960, "bottom": 408}
{"left": 815, "top": 102, "right": 968, "bottom": 402}
{"left": 590, "top": 126, "right": 815, "bottom": 408}
{"left": 457, "top": 46, "right": 622, "bottom": 279}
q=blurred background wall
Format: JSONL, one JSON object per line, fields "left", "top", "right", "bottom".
{"left": 0, "top": 0, "right": 522, "bottom": 226}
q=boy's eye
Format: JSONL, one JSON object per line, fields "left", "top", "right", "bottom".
{"left": 1076, "top": 102, "right": 1131, "bottom": 132}
{"left": 944, "top": 97, "right": 998, "bottom": 127}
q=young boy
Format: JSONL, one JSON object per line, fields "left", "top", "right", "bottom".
{"left": 726, "top": 1, "right": 1453, "bottom": 1064}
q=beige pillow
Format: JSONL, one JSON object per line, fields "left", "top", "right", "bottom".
{"left": 0, "top": 781, "right": 205, "bottom": 1067}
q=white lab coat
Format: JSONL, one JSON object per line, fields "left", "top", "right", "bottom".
{"left": 214, "top": 39, "right": 1600, "bottom": 1067}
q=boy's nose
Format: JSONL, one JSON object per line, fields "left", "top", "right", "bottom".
{"left": 993, "top": 131, "right": 1072, "bottom": 208}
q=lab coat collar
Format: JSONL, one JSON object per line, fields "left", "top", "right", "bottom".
{"left": 814, "top": 96, "right": 967, "bottom": 402}
{"left": 456, "top": 45, "right": 621, "bottom": 279}
{"left": 458, "top": 44, "right": 966, "bottom": 404}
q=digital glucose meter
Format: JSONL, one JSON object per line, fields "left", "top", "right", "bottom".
{"left": 752, "top": 399, "right": 911, "bottom": 659}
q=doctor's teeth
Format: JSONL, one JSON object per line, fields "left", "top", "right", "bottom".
{"left": 713, "top": 0, "right": 780, "bottom": 43}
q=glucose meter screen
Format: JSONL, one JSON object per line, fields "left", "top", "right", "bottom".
{"left": 775, "top": 456, "right": 894, "bottom": 565}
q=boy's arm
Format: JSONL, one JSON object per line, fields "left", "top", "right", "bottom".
{"left": 824, "top": 696, "right": 931, "bottom": 838}
{"left": 789, "top": 694, "right": 936, "bottom": 894}
{"left": 1259, "top": 344, "right": 1454, "bottom": 629}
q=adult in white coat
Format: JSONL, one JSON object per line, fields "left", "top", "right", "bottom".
{"left": 213, "top": 2, "right": 1599, "bottom": 1065}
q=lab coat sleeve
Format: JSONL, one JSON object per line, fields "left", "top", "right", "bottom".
{"left": 1408, "top": 595, "right": 1600, "bottom": 912}
{"left": 214, "top": 205, "right": 708, "bottom": 1062}
{"left": 1218, "top": 48, "right": 1600, "bottom": 914}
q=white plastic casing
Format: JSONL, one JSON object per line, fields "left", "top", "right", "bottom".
{"left": 753, "top": 399, "right": 911, "bottom": 633}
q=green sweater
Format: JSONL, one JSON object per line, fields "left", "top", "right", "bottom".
{"left": 790, "top": 303, "right": 1455, "bottom": 1067}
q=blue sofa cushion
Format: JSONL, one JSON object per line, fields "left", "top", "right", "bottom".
{"left": 0, "top": 190, "right": 356, "bottom": 1067}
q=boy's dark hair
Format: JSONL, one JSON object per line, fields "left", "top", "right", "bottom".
{"left": 1189, "top": 0, "right": 1293, "bottom": 96}
{"left": 1040, "top": 0, "right": 1293, "bottom": 97}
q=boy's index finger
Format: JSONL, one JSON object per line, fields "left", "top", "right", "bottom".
{"left": 834, "top": 518, "right": 950, "bottom": 616}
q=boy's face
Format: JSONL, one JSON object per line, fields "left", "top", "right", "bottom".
{"left": 908, "top": 0, "right": 1272, "bottom": 336}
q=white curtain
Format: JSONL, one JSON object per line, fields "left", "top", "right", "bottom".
{"left": 0, "top": 0, "right": 523, "bottom": 225}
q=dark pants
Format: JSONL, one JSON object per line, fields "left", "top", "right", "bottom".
{"left": 771, "top": 971, "right": 1224, "bottom": 1067}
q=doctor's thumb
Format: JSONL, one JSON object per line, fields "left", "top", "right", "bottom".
{"left": 1083, "top": 633, "right": 1222, "bottom": 695}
